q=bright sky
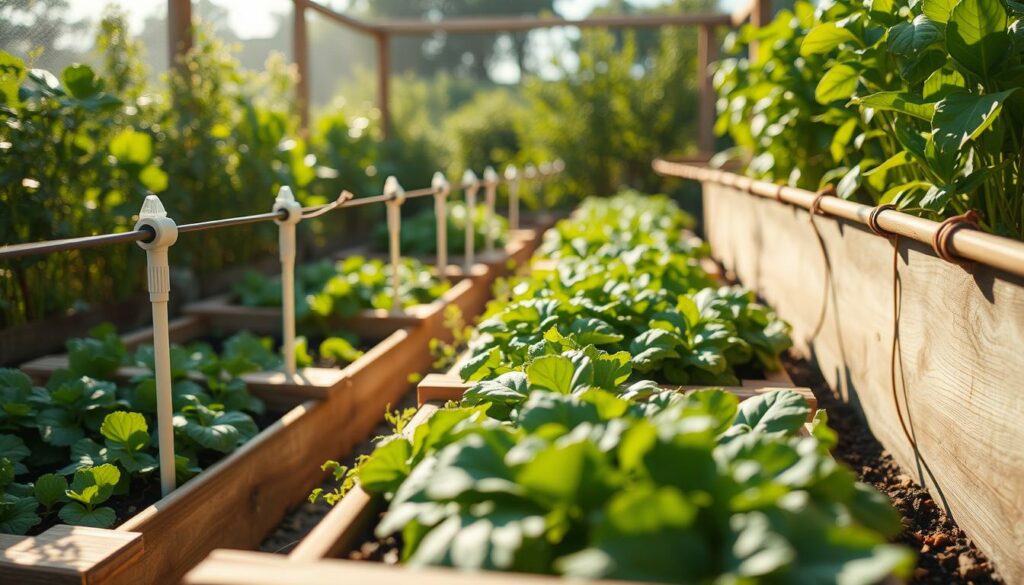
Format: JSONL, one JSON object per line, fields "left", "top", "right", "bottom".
{"left": 64, "top": 0, "right": 697, "bottom": 40}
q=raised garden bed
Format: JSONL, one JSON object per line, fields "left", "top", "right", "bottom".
{"left": 0, "top": 227, "right": 547, "bottom": 584}
{"left": 182, "top": 191, "right": 910, "bottom": 584}
{"left": 654, "top": 159, "right": 1024, "bottom": 584}
{"left": 181, "top": 361, "right": 824, "bottom": 585}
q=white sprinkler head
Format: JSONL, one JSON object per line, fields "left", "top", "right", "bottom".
{"left": 504, "top": 164, "right": 518, "bottom": 181}
{"left": 462, "top": 169, "right": 479, "bottom": 189}
{"left": 136, "top": 194, "right": 178, "bottom": 250}
{"left": 432, "top": 172, "right": 450, "bottom": 197}
{"left": 384, "top": 176, "right": 406, "bottom": 206}
{"left": 483, "top": 166, "right": 499, "bottom": 186}
{"left": 273, "top": 185, "right": 302, "bottom": 225}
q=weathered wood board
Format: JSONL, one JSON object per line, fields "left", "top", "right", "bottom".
{"left": 185, "top": 549, "right": 652, "bottom": 585}
{"left": 702, "top": 179, "right": 1024, "bottom": 584}
{"left": 0, "top": 526, "right": 143, "bottom": 585}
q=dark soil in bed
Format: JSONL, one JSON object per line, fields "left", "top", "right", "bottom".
{"left": 258, "top": 386, "right": 416, "bottom": 557}
{"left": 783, "top": 350, "right": 1003, "bottom": 584}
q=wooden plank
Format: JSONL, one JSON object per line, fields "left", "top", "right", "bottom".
{"left": 103, "top": 392, "right": 354, "bottom": 585}
{"left": 702, "top": 178, "right": 1024, "bottom": 584}
{"left": 376, "top": 12, "right": 734, "bottom": 34}
{"left": 0, "top": 526, "right": 143, "bottom": 585}
{"left": 187, "top": 549, "right": 654, "bottom": 585}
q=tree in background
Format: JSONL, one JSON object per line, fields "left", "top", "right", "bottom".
{"left": 361, "top": 0, "right": 556, "bottom": 79}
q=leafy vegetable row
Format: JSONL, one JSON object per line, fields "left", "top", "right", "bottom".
{"left": 715, "top": 0, "right": 1024, "bottom": 238}
{"left": 369, "top": 201, "right": 509, "bottom": 256}
{"left": 314, "top": 192, "right": 910, "bottom": 583}
{"left": 233, "top": 256, "right": 449, "bottom": 329}
{"left": 0, "top": 325, "right": 296, "bottom": 534}
{"left": 460, "top": 192, "right": 792, "bottom": 386}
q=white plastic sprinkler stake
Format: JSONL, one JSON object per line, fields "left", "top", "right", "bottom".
{"left": 538, "top": 161, "right": 553, "bottom": 214}
{"left": 135, "top": 195, "right": 179, "bottom": 497}
{"left": 504, "top": 165, "right": 519, "bottom": 231}
{"left": 524, "top": 164, "right": 538, "bottom": 218}
{"left": 384, "top": 176, "right": 406, "bottom": 315}
{"left": 483, "top": 166, "right": 498, "bottom": 254}
{"left": 274, "top": 186, "right": 302, "bottom": 377}
{"left": 432, "top": 172, "right": 450, "bottom": 280}
{"left": 462, "top": 169, "right": 479, "bottom": 272}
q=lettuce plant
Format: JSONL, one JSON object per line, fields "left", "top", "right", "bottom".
{"left": 356, "top": 381, "right": 912, "bottom": 583}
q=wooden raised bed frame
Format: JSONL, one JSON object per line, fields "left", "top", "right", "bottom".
{"left": 1, "top": 227, "right": 548, "bottom": 585}
{"left": 655, "top": 160, "right": 1024, "bottom": 584}
{"left": 181, "top": 363, "right": 817, "bottom": 585}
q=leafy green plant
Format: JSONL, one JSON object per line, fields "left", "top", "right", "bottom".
{"left": 369, "top": 201, "right": 508, "bottom": 256}
{"left": 355, "top": 383, "right": 911, "bottom": 583}
{"left": 717, "top": 0, "right": 1024, "bottom": 238}
{"left": 58, "top": 464, "right": 120, "bottom": 528}
{"left": 0, "top": 325, "right": 278, "bottom": 535}
{"left": 460, "top": 193, "right": 789, "bottom": 386}
{"left": 235, "top": 257, "right": 449, "bottom": 326}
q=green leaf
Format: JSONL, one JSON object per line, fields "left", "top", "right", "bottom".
{"left": 58, "top": 502, "right": 116, "bottom": 528}
{"left": 922, "top": 0, "right": 958, "bottom": 24}
{"left": 0, "top": 434, "right": 30, "bottom": 475}
{"left": 932, "top": 89, "right": 1017, "bottom": 150}
{"left": 830, "top": 118, "right": 859, "bottom": 164}
{"left": 462, "top": 372, "right": 530, "bottom": 420}
{"left": 526, "top": 355, "right": 575, "bottom": 394}
{"left": 734, "top": 391, "right": 809, "bottom": 434}
{"left": 922, "top": 68, "right": 966, "bottom": 100}
{"left": 319, "top": 337, "right": 363, "bottom": 364}
{"left": 946, "top": 0, "right": 1010, "bottom": 78}
{"left": 850, "top": 91, "right": 936, "bottom": 121}
{"left": 815, "top": 64, "right": 860, "bottom": 105}
{"left": 810, "top": 410, "right": 838, "bottom": 450}
{"left": 888, "top": 15, "right": 943, "bottom": 55}
{"left": 863, "top": 151, "right": 910, "bottom": 177}
{"left": 358, "top": 438, "right": 412, "bottom": 493}
{"left": 34, "top": 473, "right": 69, "bottom": 510}
{"left": 66, "top": 464, "right": 120, "bottom": 507}
{"left": 294, "top": 336, "right": 314, "bottom": 368}
{"left": 568, "top": 319, "right": 623, "bottom": 346}
{"left": 0, "top": 494, "right": 40, "bottom": 534}
{"left": 629, "top": 329, "right": 681, "bottom": 371}
{"left": 0, "top": 51, "right": 27, "bottom": 106}
{"left": 177, "top": 408, "right": 257, "bottom": 453}
{"left": 100, "top": 411, "right": 149, "bottom": 450}
{"left": 109, "top": 128, "right": 153, "bottom": 168}
{"left": 800, "top": 23, "right": 862, "bottom": 56}
{"left": 60, "top": 64, "right": 103, "bottom": 99}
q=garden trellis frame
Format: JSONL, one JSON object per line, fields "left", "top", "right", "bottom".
{"left": 165, "top": 0, "right": 768, "bottom": 151}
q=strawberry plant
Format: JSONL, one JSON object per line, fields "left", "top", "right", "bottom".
{"left": 0, "top": 325, "right": 283, "bottom": 535}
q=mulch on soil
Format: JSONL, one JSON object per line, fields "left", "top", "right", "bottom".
{"left": 783, "top": 351, "right": 1002, "bottom": 585}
